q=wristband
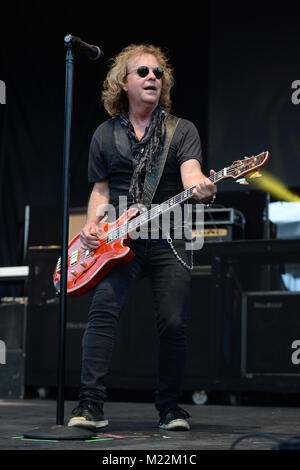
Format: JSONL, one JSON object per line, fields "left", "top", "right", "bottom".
{"left": 204, "top": 194, "right": 216, "bottom": 207}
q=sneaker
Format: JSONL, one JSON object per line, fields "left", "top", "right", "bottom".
{"left": 158, "top": 406, "right": 191, "bottom": 431}
{"left": 68, "top": 400, "right": 108, "bottom": 430}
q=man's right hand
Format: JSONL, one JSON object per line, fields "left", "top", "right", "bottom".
{"left": 81, "top": 181, "right": 110, "bottom": 251}
{"left": 80, "top": 222, "right": 101, "bottom": 251}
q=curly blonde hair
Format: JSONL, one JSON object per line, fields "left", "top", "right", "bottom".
{"left": 101, "top": 44, "right": 174, "bottom": 116}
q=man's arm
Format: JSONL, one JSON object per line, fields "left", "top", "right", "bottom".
{"left": 81, "top": 181, "right": 110, "bottom": 250}
{"left": 180, "top": 159, "right": 217, "bottom": 202}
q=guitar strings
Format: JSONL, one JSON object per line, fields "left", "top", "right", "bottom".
{"left": 72, "top": 158, "right": 263, "bottom": 263}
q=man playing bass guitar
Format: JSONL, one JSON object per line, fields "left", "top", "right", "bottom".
{"left": 68, "top": 43, "right": 216, "bottom": 431}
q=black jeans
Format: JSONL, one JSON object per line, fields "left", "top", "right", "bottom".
{"left": 79, "top": 236, "right": 192, "bottom": 412}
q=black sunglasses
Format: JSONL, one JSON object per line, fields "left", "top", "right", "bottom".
{"left": 128, "top": 66, "right": 164, "bottom": 79}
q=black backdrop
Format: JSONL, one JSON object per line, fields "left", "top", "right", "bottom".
{"left": 1, "top": 1, "right": 300, "bottom": 281}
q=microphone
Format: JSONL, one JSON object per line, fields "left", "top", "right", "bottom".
{"left": 64, "top": 34, "right": 103, "bottom": 60}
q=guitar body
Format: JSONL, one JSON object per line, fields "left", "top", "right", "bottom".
{"left": 53, "top": 207, "right": 139, "bottom": 298}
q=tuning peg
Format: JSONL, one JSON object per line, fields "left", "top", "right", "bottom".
{"left": 249, "top": 171, "right": 262, "bottom": 179}
{"left": 236, "top": 178, "right": 249, "bottom": 185}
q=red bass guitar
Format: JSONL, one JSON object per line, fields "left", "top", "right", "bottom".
{"left": 53, "top": 151, "right": 270, "bottom": 297}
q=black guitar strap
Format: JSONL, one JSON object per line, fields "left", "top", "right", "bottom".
{"left": 141, "top": 114, "right": 180, "bottom": 208}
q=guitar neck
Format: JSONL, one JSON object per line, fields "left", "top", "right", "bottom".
{"left": 127, "top": 168, "right": 228, "bottom": 231}
{"left": 105, "top": 151, "right": 270, "bottom": 243}
{"left": 107, "top": 168, "right": 227, "bottom": 242}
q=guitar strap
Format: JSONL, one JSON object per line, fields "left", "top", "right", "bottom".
{"left": 141, "top": 114, "right": 181, "bottom": 208}
{"left": 113, "top": 113, "right": 181, "bottom": 209}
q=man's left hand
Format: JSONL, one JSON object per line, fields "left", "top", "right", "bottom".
{"left": 192, "top": 169, "right": 217, "bottom": 202}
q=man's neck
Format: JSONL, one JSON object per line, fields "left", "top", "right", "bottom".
{"left": 128, "top": 103, "right": 157, "bottom": 128}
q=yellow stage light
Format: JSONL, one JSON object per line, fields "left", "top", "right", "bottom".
{"left": 247, "top": 170, "right": 300, "bottom": 202}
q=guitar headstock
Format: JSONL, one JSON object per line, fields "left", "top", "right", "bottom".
{"left": 226, "top": 151, "right": 270, "bottom": 183}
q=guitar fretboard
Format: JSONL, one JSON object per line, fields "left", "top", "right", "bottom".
{"left": 106, "top": 169, "right": 226, "bottom": 243}
{"left": 105, "top": 150, "right": 269, "bottom": 244}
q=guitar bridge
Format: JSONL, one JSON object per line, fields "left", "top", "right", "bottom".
{"left": 85, "top": 250, "right": 94, "bottom": 258}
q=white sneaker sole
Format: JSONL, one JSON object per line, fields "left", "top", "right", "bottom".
{"left": 68, "top": 416, "right": 109, "bottom": 430}
{"left": 159, "top": 418, "right": 190, "bottom": 431}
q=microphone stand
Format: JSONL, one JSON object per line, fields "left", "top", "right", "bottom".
{"left": 23, "top": 39, "right": 96, "bottom": 440}
{"left": 56, "top": 36, "right": 73, "bottom": 429}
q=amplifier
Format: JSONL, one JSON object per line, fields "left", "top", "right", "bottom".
{"left": 241, "top": 291, "right": 300, "bottom": 377}
{"left": 203, "top": 208, "right": 236, "bottom": 225}
{"left": 192, "top": 226, "right": 232, "bottom": 242}
{"left": 0, "top": 300, "right": 26, "bottom": 398}
{"left": 192, "top": 207, "right": 245, "bottom": 242}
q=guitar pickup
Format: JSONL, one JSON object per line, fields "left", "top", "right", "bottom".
{"left": 70, "top": 249, "right": 80, "bottom": 266}
{"left": 56, "top": 258, "right": 61, "bottom": 273}
{"left": 85, "top": 250, "right": 94, "bottom": 258}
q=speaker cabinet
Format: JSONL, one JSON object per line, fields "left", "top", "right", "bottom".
{"left": 25, "top": 247, "right": 92, "bottom": 388}
{"left": 0, "top": 301, "right": 26, "bottom": 398}
{"left": 107, "top": 278, "right": 159, "bottom": 390}
{"left": 241, "top": 291, "right": 300, "bottom": 376}
{"left": 25, "top": 248, "right": 300, "bottom": 395}
{"left": 107, "top": 274, "right": 214, "bottom": 391}
{"left": 24, "top": 247, "right": 217, "bottom": 393}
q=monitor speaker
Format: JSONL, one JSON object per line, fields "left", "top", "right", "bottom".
{"left": 241, "top": 291, "right": 300, "bottom": 376}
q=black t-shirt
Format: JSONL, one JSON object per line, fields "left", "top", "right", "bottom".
{"left": 88, "top": 116, "right": 203, "bottom": 215}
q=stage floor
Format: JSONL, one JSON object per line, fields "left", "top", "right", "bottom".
{"left": 1, "top": 398, "right": 300, "bottom": 452}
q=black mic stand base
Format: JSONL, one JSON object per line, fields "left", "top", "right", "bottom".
{"left": 23, "top": 425, "right": 96, "bottom": 440}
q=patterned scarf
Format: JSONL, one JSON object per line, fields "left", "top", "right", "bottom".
{"left": 120, "top": 105, "right": 166, "bottom": 203}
